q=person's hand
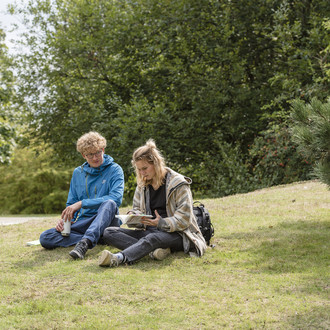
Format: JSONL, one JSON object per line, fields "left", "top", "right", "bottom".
{"left": 61, "top": 201, "right": 82, "bottom": 221}
{"left": 55, "top": 219, "right": 64, "bottom": 232}
{"left": 141, "top": 210, "right": 161, "bottom": 227}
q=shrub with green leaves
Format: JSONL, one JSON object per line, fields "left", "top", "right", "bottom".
{"left": 247, "top": 124, "right": 313, "bottom": 189}
{"left": 0, "top": 146, "right": 73, "bottom": 214}
{"left": 177, "top": 140, "right": 252, "bottom": 198}
{"left": 122, "top": 172, "right": 137, "bottom": 207}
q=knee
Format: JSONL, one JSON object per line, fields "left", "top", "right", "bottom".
{"left": 39, "top": 230, "right": 56, "bottom": 249}
{"left": 103, "top": 226, "right": 120, "bottom": 242}
{"left": 141, "top": 233, "right": 159, "bottom": 247}
{"left": 101, "top": 199, "right": 117, "bottom": 211}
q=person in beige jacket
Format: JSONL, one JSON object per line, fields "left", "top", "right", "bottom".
{"left": 99, "top": 139, "right": 206, "bottom": 267}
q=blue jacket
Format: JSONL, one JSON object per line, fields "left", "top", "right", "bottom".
{"left": 66, "top": 154, "right": 124, "bottom": 221}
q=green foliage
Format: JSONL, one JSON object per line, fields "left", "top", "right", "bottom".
{"left": 290, "top": 98, "right": 330, "bottom": 186}
{"left": 0, "top": 146, "right": 73, "bottom": 214}
{"left": 0, "top": 28, "right": 16, "bottom": 164}
{"left": 122, "top": 172, "right": 137, "bottom": 207}
{"left": 320, "top": 19, "right": 330, "bottom": 84}
{"left": 264, "top": 0, "right": 330, "bottom": 109}
{"left": 8, "top": 0, "right": 330, "bottom": 196}
{"left": 188, "top": 124, "right": 314, "bottom": 197}
{"left": 180, "top": 139, "right": 252, "bottom": 198}
{"left": 248, "top": 124, "right": 313, "bottom": 188}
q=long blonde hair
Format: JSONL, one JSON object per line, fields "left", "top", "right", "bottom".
{"left": 132, "top": 139, "right": 167, "bottom": 189}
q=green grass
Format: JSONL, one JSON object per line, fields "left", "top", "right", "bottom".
{"left": 0, "top": 180, "right": 329, "bottom": 329}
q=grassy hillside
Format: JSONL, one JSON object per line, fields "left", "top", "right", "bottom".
{"left": 0, "top": 181, "right": 329, "bottom": 329}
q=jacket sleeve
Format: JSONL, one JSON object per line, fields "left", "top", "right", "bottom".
{"left": 81, "top": 165, "right": 125, "bottom": 209}
{"left": 157, "top": 184, "right": 192, "bottom": 232}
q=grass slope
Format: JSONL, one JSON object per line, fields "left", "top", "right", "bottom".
{"left": 0, "top": 181, "right": 329, "bottom": 329}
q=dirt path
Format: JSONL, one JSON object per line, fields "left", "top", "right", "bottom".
{"left": 0, "top": 216, "right": 55, "bottom": 226}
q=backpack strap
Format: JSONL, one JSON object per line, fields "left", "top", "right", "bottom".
{"left": 193, "top": 201, "right": 206, "bottom": 220}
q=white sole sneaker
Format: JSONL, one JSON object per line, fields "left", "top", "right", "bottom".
{"left": 98, "top": 250, "right": 119, "bottom": 267}
{"left": 150, "top": 248, "right": 171, "bottom": 261}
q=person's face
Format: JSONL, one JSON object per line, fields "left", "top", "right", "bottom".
{"left": 82, "top": 148, "right": 104, "bottom": 168}
{"left": 135, "top": 160, "right": 156, "bottom": 182}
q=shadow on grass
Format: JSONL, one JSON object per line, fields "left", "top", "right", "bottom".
{"left": 220, "top": 219, "right": 329, "bottom": 275}
{"left": 218, "top": 220, "right": 330, "bottom": 327}
{"left": 286, "top": 305, "right": 330, "bottom": 329}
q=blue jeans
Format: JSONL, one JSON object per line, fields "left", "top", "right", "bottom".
{"left": 40, "top": 200, "right": 120, "bottom": 249}
{"left": 102, "top": 226, "right": 184, "bottom": 263}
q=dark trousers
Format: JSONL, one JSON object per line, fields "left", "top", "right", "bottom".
{"left": 39, "top": 200, "right": 120, "bottom": 249}
{"left": 102, "top": 226, "right": 184, "bottom": 263}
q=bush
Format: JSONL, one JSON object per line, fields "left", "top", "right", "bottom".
{"left": 247, "top": 124, "right": 313, "bottom": 189}
{"left": 0, "top": 146, "right": 72, "bottom": 214}
{"left": 122, "top": 172, "right": 137, "bottom": 207}
{"left": 40, "top": 190, "right": 69, "bottom": 214}
{"left": 178, "top": 140, "right": 253, "bottom": 198}
{"left": 170, "top": 126, "right": 314, "bottom": 198}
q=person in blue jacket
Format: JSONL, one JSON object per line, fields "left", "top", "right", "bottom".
{"left": 39, "top": 131, "right": 125, "bottom": 260}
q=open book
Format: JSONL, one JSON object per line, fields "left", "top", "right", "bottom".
{"left": 116, "top": 214, "right": 153, "bottom": 226}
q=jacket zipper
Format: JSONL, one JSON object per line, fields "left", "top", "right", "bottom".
{"left": 85, "top": 174, "right": 89, "bottom": 198}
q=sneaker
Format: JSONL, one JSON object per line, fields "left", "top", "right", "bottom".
{"left": 98, "top": 250, "right": 120, "bottom": 267}
{"left": 149, "top": 248, "right": 171, "bottom": 261}
{"left": 69, "top": 239, "right": 89, "bottom": 260}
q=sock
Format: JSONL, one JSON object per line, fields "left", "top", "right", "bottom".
{"left": 114, "top": 252, "right": 125, "bottom": 264}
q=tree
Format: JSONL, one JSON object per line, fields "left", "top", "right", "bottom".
{"left": 290, "top": 98, "right": 330, "bottom": 187}
{"left": 0, "top": 28, "right": 16, "bottom": 164}
{"left": 10, "top": 0, "right": 330, "bottom": 196}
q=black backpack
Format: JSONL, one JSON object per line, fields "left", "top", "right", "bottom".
{"left": 193, "top": 201, "right": 214, "bottom": 245}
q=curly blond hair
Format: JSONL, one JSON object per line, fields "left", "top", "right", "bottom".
{"left": 76, "top": 132, "right": 107, "bottom": 155}
{"left": 132, "top": 139, "right": 167, "bottom": 188}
